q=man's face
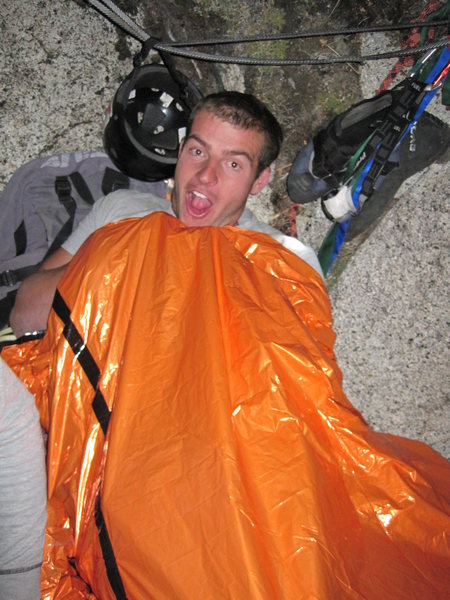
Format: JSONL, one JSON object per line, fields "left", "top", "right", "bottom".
{"left": 171, "top": 110, "right": 271, "bottom": 227}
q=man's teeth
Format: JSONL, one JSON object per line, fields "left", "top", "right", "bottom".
{"left": 191, "top": 191, "right": 211, "bottom": 209}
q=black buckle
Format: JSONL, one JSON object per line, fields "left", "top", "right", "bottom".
{"left": 0, "top": 270, "right": 17, "bottom": 287}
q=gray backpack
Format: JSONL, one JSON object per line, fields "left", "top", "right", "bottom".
{"left": 0, "top": 151, "right": 168, "bottom": 328}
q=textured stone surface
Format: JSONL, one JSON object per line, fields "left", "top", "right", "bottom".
{"left": 1, "top": 0, "right": 448, "bottom": 456}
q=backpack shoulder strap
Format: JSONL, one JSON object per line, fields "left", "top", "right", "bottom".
{"left": 101, "top": 167, "right": 130, "bottom": 195}
{"left": 69, "top": 171, "right": 95, "bottom": 205}
{"left": 44, "top": 175, "right": 79, "bottom": 259}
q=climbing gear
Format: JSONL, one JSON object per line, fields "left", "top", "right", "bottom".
{"left": 286, "top": 42, "right": 449, "bottom": 275}
{"left": 104, "top": 63, "right": 203, "bottom": 182}
{"left": 0, "top": 151, "right": 169, "bottom": 330}
{"left": 378, "top": 0, "right": 449, "bottom": 96}
{"left": 319, "top": 45, "right": 449, "bottom": 274}
{"left": 287, "top": 92, "right": 394, "bottom": 204}
{"left": 155, "top": 35, "right": 449, "bottom": 67}
{"left": 344, "top": 111, "right": 450, "bottom": 242}
{"left": 289, "top": 44, "right": 449, "bottom": 211}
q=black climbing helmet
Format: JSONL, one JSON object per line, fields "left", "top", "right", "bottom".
{"left": 104, "top": 64, "right": 203, "bottom": 181}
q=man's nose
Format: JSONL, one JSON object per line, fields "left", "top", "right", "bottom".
{"left": 198, "top": 158, "right": 218, "bottom": 185}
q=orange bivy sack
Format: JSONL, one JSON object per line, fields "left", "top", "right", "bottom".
{"left": 3, "top": 213, "right": 450, "bottom": 599}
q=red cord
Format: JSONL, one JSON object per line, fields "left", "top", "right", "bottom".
{"left": 377, "top": 0, "right": 442, "bottom": 92}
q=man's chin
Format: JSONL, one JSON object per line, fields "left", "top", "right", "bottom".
{"left": 183, "top": 216, "right": 212, "bottom": 227}
{"left": 180, "top": 207, "right": 215, "bottom": 227}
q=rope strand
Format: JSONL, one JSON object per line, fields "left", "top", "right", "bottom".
{"left": 161, "top": 20, "right": 450, "bottom": 47}
{"left": 154, "top": 38, "right": 449, "bottom": 67}
{"left": 84, "top": 0, "right": 148, "bottom": 42}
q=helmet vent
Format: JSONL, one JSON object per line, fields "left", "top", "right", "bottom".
{"left": 159, "top": 91, "right": 174, "bottom": 108}
{"left": 140, "top": 104, "right": 165, "bottom": 131}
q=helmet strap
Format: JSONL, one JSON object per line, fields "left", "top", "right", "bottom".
{"left": 133, "top": 38, "right": 196, "bottom": 110}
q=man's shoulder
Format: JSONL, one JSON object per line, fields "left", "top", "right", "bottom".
{"left": 95, "top": 189, "right": 174, "bottom": 220}
{"left": 237, "top": 208, "right": 324, "bottom": 279}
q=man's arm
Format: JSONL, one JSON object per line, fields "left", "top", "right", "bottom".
{"left": 38, "top": 246, "right": 73, "bottom": 270}
{"left": 9, "top": 248, "right": 73, "bottom": 337}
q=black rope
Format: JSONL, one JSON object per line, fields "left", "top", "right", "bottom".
{"left": 83, "top": 0, "right": 449, "bottom": 66}
{"left": 155, "top": 38, "right": 450, "bottom": 66}
{"left": 84, "top": 0, "right": 148, "bottom": 42}
{"left": 158, "top": 20, "right": 450, "bottom": 47}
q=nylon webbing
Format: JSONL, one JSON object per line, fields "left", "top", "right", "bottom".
{"left": 0, "top": 265, "right": 39, "bottom": 288}
{"left": 52, "top": 289, "right": 111, "bottom": 434}
{"left": 44, "top": 176, "right": 78, "bottom": 260}
{"left": 358, "top": 79, "right": 428, "bottom": 199}
{"left": 52, "top": 291, "right": 126, "bottom": 595}
{"left": 101, "top": 167, "right": 130, "bottom": 195}
{"left": 69, "top": 171, "right": 95, "bottom": 205}
{"left": 95, "top": 494, "right": 128, "bottom": 599}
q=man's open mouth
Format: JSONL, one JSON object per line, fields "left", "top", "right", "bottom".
{"left": 186, "top": 190, "right": 213, "bottom": 218}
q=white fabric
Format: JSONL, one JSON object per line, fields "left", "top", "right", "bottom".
{"left": 62, "top": 191, "right": 173, "bottom": 256}
{"left": 238, "top": 208, "right": 323, "bottom": 277}
{"left": 0, "top": 358, "right": 46, "bottom": 600}
{"left": 62, "top": 190, "right": 323, "bottom": 277}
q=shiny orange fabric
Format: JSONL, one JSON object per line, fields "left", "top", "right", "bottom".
{"left": 3, "top": 213, "right": 450, "bottom": 599}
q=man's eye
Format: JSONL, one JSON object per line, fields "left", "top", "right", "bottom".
{"left": 229, "top": 160, "right": 241, "bottom": 170}
{"left": 189, "top": 147, "right": 203, "bottom": 157}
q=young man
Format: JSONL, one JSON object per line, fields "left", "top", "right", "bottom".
{"left": 9, "top": 91, "right": 322, "bottom": 337}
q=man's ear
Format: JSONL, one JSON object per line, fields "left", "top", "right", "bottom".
{"left": 250, "top": 166, "right": 272, "bottom": 196}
